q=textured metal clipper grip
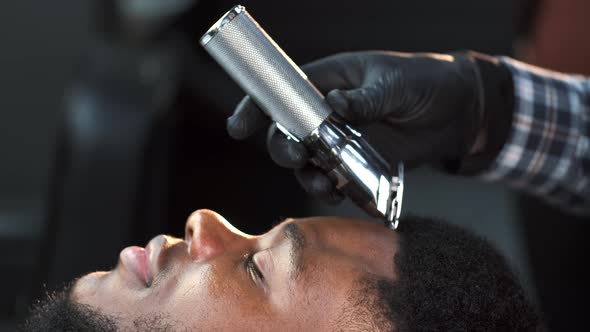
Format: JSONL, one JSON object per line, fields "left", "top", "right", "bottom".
{"left": 200, "top": 5, "right": 404, "bottom": 228}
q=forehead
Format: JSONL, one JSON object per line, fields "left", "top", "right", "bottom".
{"left": 292, "top": 217, "right": 398, "bottom": 280}
{"left": 267, "top": 217, "right": 398, "bottom": 329}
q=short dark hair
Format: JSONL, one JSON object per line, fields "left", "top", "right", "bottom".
{"left": 370, "top": 216, "right": 542, "bottom": 331}
{"left": 21, "top": 282, "right": 118, "bottom": 331}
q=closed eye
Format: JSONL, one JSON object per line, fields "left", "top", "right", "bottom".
{"left": 246, "top": 252, "right": 265, "bottom": 285}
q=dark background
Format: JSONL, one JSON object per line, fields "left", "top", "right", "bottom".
{"left": 0, "top": 0, "right": 587, "bottom": 330}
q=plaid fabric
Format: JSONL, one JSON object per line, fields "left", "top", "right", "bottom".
{"left": 481, "top": 57, "right": 590, "bottom": 215}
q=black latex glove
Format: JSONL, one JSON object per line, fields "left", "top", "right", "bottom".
{"left": 227, "top": 51, "right": 514, "bottom": 203}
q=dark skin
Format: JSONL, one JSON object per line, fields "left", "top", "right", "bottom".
{"left": 72, "top": 209, "right": 398, "bottom": 331}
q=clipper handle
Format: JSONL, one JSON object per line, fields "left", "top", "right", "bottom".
{"left": 200, "top": 5, "right": 331, "bottom": 140}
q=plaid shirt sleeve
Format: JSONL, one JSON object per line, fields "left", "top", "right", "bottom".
{"left": 480, "top": 57, "right": 590, "bottom": 215}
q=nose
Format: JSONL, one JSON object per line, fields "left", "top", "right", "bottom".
{"left": 185, "top": 209, "right": 251, "bottom": 261}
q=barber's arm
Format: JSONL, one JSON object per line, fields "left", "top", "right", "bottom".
{"left": 481, "top": 57, "right": 590, "bottom": 215}
{"left": 227, "top": 51, "right": 590, "bottom": 215}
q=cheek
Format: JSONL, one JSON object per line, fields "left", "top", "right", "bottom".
{"left": 75, "top": 261, "right": 285, "bottom": 331}
{"left": 158, "top": 262, "right": 271, "bottom": 330}
{"left": 73, "top": 264, "right": 219, "bottom": 325}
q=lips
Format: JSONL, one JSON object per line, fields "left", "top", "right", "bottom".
{"left": 145, "top": 235, "right": 168, "bottom": 284}
{"left": 120, "top": 246, "right": 152, "bottom": 286}
{"left": 119, "top": 235, "right": 182, "bottom": 287}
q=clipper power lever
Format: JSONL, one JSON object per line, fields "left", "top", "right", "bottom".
{"left": 200, "top": 5, "right": 404, "bottom": 229}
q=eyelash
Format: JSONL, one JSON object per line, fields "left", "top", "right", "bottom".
{"left": 246, "top": 253, "right": 265, "bottom": 284}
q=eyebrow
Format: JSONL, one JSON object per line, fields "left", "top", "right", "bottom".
{"left": 282, "top": 222, "right": 306, "bottom": 281}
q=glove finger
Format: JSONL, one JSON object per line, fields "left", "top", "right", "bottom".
{"left": 301, "top": 54, "right": 362, "bottom": 94}
{"left": 325, "top": 86, "right": 384, "bottom": 125}
{"left": 227, "top": 96, "right": 270, "bottom": 140}
{"left": 266, "top": 124, "right": 309, "bottom": 169}
{"left": 294, "top": 167, "right": 345, "bottom": 205}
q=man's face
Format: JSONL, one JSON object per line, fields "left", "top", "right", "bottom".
{"left": 72, "top": 209, "right": 398, "bottom": 331}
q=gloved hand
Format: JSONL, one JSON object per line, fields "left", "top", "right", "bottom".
{"left": 227, "top": 51, "right": 514, "bottom": 203}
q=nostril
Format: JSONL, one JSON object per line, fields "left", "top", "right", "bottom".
{"left": 186, "top": 227, "right": 194, "bottom": 242}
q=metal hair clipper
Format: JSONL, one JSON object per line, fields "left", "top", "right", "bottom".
{"left": 200, "top": 5, "right": 404, "bottom": 229}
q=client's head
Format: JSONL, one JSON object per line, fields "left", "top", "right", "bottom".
{"left": 23, "top": 210, "right": 540, "bottom": 331}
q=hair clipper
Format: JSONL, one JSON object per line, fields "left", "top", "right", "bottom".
{"left": 200, "top": 5, "right": 404, "bottom": 229}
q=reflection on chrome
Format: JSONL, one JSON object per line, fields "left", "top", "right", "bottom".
{"left": 306, "top": 115, "right": 404, "bottom": 229}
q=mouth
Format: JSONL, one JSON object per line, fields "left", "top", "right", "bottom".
{"left": 145, "top": 235, "right": 170, "bottom": 285}
{"left": 119, "top": 246, "right": 152, "bottom": 287}
{"left": 120, "top": 235, "right": 185, "bottom": 288}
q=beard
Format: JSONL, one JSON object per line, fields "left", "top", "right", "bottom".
{"left": 22, "top": 280, "right": 118, "bottom": 332}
